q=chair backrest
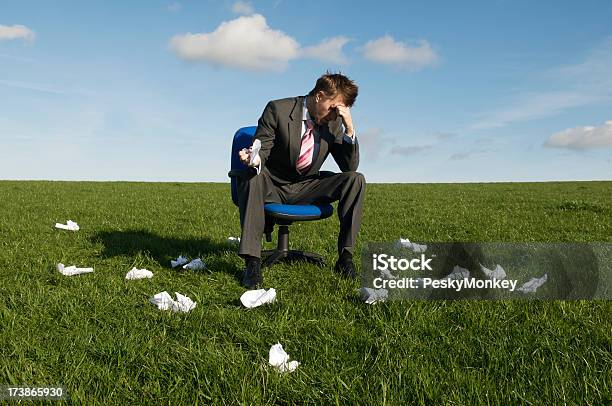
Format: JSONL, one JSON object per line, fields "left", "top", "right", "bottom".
{"left": 229, "top": 126, "right": 257, "bottom": 206}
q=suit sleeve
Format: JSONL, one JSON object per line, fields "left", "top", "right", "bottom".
{"left": 330, "top": 119, "right": 360, "bottom": 172}
{"left": 252, "top": 101, "right": 277, "bottom": 173}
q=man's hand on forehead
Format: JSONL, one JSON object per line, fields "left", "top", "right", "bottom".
{"left": 334, "top": 104, "right": 354, "bottom": 137}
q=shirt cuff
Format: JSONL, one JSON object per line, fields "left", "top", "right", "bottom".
{"left": 343, "top": 127, "right": 356, "bottom": 144}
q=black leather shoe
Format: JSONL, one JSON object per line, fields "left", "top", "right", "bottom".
{"left": 334, "top": 257, "right": 357, "bottom": 279}
{"left": 242, "top": 258, "right": 263, "bottom": 288}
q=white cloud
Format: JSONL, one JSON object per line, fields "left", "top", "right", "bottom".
{"left": 169, "top": 14, "right": 299, "bottom": 71}
{"left": 449, "top": 147, "right": 491, "bottom": 160}
{"left": 472, "top": 91, "right": 598, "bottom": 130}
{"left": 361, "top": 35, "right": 438, "bottom": 69}
{"left": 390, "top": 144, "right": 432, "bottom": 155}
{"left": 356, "top": 128, "right": 384, "bottom": 159}
{"left": 0, "top": 79, "right": 85, "bottom": 95}
{"left": 449, "top": 151, "right": 470, "bottom": 160}
{"left": 545, "top": 120, "right": 612, "bottom": 150}
{"left": 0, "top": 53, "right": 36, "bottom": 63}
{"left": 0, "top": 24, "right": 35, "bottom": 42}
{"left": 232, "top": 1, "right": 254, "bottom": 15}
{"left": 170, "top": 15, "right": 351, "bottom": 71}
{"left": 167, "top": 2, "right": 182, "bottom": 12}
{"left": 301, "top": 36, "right": 349, "bottom": 65}
{"left": 472, "top": 39, "right": 612, "bottom": 130}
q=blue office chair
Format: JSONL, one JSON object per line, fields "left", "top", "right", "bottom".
{"left": 228, "top": 126, "right": 333, "bottom": 267}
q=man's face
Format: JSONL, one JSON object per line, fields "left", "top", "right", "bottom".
{"left": 312, "top": 91, "right": 347, "bottom": 125}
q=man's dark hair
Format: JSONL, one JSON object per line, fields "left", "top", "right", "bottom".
{"left": 308, "top": 72, "right": 358, "bottom": 107}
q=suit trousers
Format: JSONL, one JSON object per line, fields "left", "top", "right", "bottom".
{"left": 237, "top": 168, "right": 366, "bottom": 259}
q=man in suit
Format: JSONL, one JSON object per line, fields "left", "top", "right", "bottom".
{"left": 237, "top": 73, "right": 365, "bottom": 288}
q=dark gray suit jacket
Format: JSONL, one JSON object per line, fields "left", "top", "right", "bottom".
{"left": 253, "top": 96, "right": 359, "bottom": 184}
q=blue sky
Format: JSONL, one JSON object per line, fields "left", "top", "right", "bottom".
{"left": 1, "top": 0, "right": 611, "bottom": 182}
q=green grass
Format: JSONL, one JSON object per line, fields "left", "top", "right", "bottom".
{"left": 0, "top": 180, "right": 610, "bottom": 404}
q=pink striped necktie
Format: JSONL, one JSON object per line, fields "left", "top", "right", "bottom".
{"left": 296, "top": 119, "right": 315, "bottom": 173}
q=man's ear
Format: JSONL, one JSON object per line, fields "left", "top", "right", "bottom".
{"left": 315, "top": 90, "right": 326, "bottom": 103}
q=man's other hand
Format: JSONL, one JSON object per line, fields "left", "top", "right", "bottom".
{"left": 238, "top": 148, "right": 250, "bottom": 165}
{"left": 239, "top": 148, "right": 260, "bottom": 167}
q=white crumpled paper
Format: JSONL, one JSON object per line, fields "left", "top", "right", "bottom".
{"left": 125, "top": 267, "right": 153, "bottom": 280}
{"left": 359, "top": 287, "right": 388, "bottom": 304}
{"left": 411, "top": 277, "right": 426, "bottom": 289}
{"left": 269, "top": 343, "right": 299, "bottom": 373}
{"left": 149, "top": 291, "right": 197, "bottom": 313}
{"left": 171, "top": 255, "right": 189, "bottom": 268}
{"left": 57, "top": 263, "right": 93, "bottom": 276}
{"left": 250, "top": 139, "right": 261, "bottom": 166}
{"left": 378, "top": 267, "right": 397, "bottom": 279}
{"left": 183, "top": 258, "right": 206, "bottom": 271}
{"left": 443, "top": 265, "right": 470, "bottom": 280}
{"left": 517, "top": 273, "right": 548, "bottom": 293}
{"left": 480, "top": 264, "right": 507, "bottom": 280}
{"left": 240, "top": 288, "right": 276, "bottom": 308}
{"left": 55, "top": 220, "right": 80, "bottom": 231}
{"left": 227, "top": 236, "right": 240, "bottom": 245}
{"left": 396, "top": 238, "right": 427, "bottom": 253}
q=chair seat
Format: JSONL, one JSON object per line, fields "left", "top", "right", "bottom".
{"left": 264, "top": 203, "right": 333, "bottom": 221}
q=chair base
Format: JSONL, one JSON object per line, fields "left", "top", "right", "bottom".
{"left": 261, "top": 249, "right": 326, "bottom": 268}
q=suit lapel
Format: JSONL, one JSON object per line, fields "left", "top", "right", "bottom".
{"left": 288, "top": 96, "right": 304, "bottom": 168}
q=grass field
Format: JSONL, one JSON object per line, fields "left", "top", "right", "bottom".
{"left": 0, "top": 180, "right": 610, "bottom": 404}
